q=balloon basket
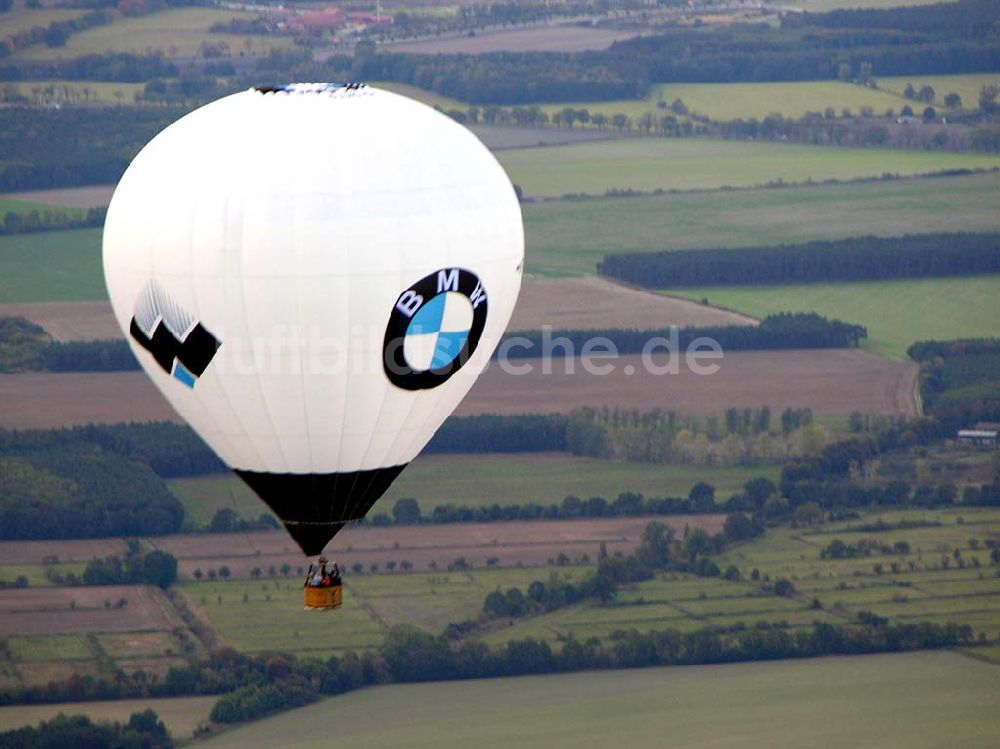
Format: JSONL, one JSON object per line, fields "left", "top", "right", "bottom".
{"left": 304, "top": 585, "right": 343, "bottom": 611}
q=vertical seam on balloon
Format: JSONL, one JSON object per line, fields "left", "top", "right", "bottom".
{"left": 292, "top": 201, "right": 315, "bottom": 476}
{"left": 332, "top": 216, "right": 354, "bottom": 525}
{"left": 238, "top": 200, "right": 292, "bottom": 474}
{"left": 217, "top": 195, "right": 268, "bottom": 472}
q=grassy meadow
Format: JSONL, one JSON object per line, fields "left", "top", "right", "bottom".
{"left": 190, "top": 651, "right": 1000, "bottom": 749}
{"left": 169, "top": 455, "right": 779, "bottom": 528}
{"left": 524, "top": 171, "right": 1000, "bottom": 274}
{"left": 666, "top": 274, "right": 1000, "bottom": 358}
{"left": 497, "top": 139, "right": 1000, "bottom": 198}
{"left": 0, "top": 228, "right": 103, "bottom": 303}
{"left": 13, "top": 8, "right": 292, "bottom": 60}
{"left": 540, "top": 81, "right": 904, "bottom": 122}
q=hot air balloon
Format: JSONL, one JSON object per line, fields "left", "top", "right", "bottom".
{"left": 103, "top": 83, "right": 524, "bottom": 607}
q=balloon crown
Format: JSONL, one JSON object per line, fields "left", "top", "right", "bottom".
{"left": 252, "top": 82, "right": 367, "bottom": 96}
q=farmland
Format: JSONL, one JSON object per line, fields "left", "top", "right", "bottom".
{"left": 0, "top": 229, "right": 103, "bottom": 304}
{"left": 666, "top": 274, "right": 1000, "bottom": 358}
{"left": 525, "top": 172, "right": 1000, "bottom": 274}
{"left": 13, "top": 8, "right": 293, "bottom": 61}
{"left": 379, "top": 24, "right": 642, "bottom": 55}
{"left": 190, "top": 651, "right": 1000, "bottom": 749}
{"left": 168, "top": 455, "right": 779, "bottom": 527}
{"left": 3, "top": 173, "right": 998, "bottom": 285}
{"left": 539, "top": 80, "right": 906, "bottom": 122}
{"left": 496, "top": 139, "right": 1000, "bottom": 198}
{"left": 152, "top": 515, "right": 726, "bottom": 583}
{"left": 0, "top": 348, "right": 918, "bottom": 429}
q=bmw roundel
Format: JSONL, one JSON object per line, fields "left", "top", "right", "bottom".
{"left": 383, "top": 268, "right": 488, "bottom": 391}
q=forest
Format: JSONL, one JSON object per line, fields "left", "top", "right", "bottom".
{"left": 908, "top": 338, "right": 1000, "bottom": 428}
{"left": 596, "top": 232, "right": 1000, "bottom": 288}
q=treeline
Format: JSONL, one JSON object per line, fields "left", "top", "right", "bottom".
{"left": 0, "top": 711, "right": 171, "bottom": 749}
{"left": 502, "top": 313, "right": 866, "bottom": 356}
{"left": 481, "top": 519, "right": 758, "bottom": 621}
{"left": 597, "top": 233, "right": 1000, "bottom": 288}
{"left": 0, "top": 52, "right": 179, "bottom": 83}
{"left": 1, "top": 206, "right": 106, "bottom": 235}
{"left": 907, "top": 338, "right": 1000, "bottom": 429}
{"left": 785, "top": 0, "right": 997, "bottom": 38}
{"left": 0, "top": 316, "right": 139, "bottom": 373}
{"left": 0, "top": 423, "right": 224, "bottom": 478}
{"left": 0, "top": 618, "right": 973, "bottom": 717}
{"left": 74, "top": 547, "right": 178, "bottom": 589}
{"left": 0, "top": 106, "right": 181, "bottom": 190}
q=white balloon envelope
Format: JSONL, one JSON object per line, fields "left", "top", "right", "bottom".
{"left": 103, "top": 83, "right": 524, "bottom": 554}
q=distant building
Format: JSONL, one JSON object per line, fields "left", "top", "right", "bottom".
{"left": 958, "top": 427, "right": 998, "bottom": 447}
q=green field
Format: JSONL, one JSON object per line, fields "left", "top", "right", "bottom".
{"left": 169, "top": 454, "right": 779, "bottom": 527}
{"left": 190, "top": 651, "right": 1000, "bottom": 749}
{"left": 179, "top": 566, "right": 581, "bottom": 655}
{"left": 5, "top": 174, "right": 998, "bottom": 291}
{"left": 0, "top": 696, "right": 216, "bottom": 741}
{"left": 0, "top": 8, "right": 88, "bottom": 37}
{"left": 540, "top": 81, "right": 904, "bottom": 123}
{"left": 0, "top": 228, "right": 103, "bottom": 303}
{"left": 1, "top": 80, "right": 146, "bottom": 105}
{"left": 525, "top": 171, "right": 1000, "bottom": 274}
{"left": 0, "top": 197, "right": 82, "bottom": 218}
{"left": 879, "top": 73, "right": 1000, "bottom": 111}
{"left": 497, "top": 139, "right": 1000, "bottom": 198}
{"left": 8, "top": 634, "right": 91, "bottom": 662}
{"left": 667, "top": 274, "right": 1000, "bottom": 358}
{"left": 14, "top": 8, "right": 292, "bottom": 60}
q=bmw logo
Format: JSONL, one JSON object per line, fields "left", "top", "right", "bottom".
{"left": 383, "top": 268, "right": 488, "bottom": 391}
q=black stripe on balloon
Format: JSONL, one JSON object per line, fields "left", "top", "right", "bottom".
{"left": 234, "top": 465, "right": 408, "bottom": 556}
{"left": 130, "top": 318, "right": 220, "bottom": 378}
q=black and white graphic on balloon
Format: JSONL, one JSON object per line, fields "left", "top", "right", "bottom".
{"left": 129, "top": 279, "right": 220, "bottom": 388}
{"left": 383, "top": 268, "right": 488, "bottom": 391}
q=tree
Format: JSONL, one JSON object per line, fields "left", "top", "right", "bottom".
{"left": 142, "top": 550, "right": 178, "bottom": 588}
{"left": 688, "top": 482, "right": 716, "bottom": 512}
{"left": 980, "top": 85, "right": 999, "bottom": 114}
{"left": 773, "top": 578, "right": 795, "bottom": 597}
{"left": 922, "top": 106, "right": 937, "bottom": 122}
{"left": 943, "top": 92, "right": 962, "bottom": 109}
{"left": 916, "top": 85, "right": 935, "bottom": 103}
{"left": 392, "top": 497, "right": 421, "bottom": 524}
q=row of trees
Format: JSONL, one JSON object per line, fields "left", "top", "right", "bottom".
{"left": 0, "top": 711, "right": 171, "bottom": 749}
{"left": 597, "top": 233, "right": 1000, "bottom": 288}
{"left": 1, "top": 206, "right": 106, "bottom": 235}
{"left": 503, "top": 313, "right": 867, "bottom": 357}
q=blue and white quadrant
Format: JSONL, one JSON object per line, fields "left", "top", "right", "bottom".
{"left": 403, "top": 292, "right": 474, "bottom": 372}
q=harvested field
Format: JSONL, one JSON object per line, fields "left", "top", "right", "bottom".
{"left": 380, "top": 25, "right": 642, "bottom": 54}
{"left": 0, "top": 348, "right": 917, "bottom": 429}
{"left": 151, "top": 516, "right": 725, "bottom": 579}
{"left": 459, "top": 348, "right": 920, "bottom": 417}
{"left": 0, "top": 585, "right": 180, "bottom": 636}
{"left": 0, "top": 301, "right": 119, "bottom": 341}
{"left": 510, "top": 276, "right": 755, "bottom": 330}
{"left": 4, "top": 185, "right": 115, "bottom": 209}
{"left": 0, "top": 372, "right": 181, "bottom": 428}
{"left": 0, "top": 537, "right": 127, "bottom": 566}
{"left": 0, "top": 696, "right": 216, "bottom": 740}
